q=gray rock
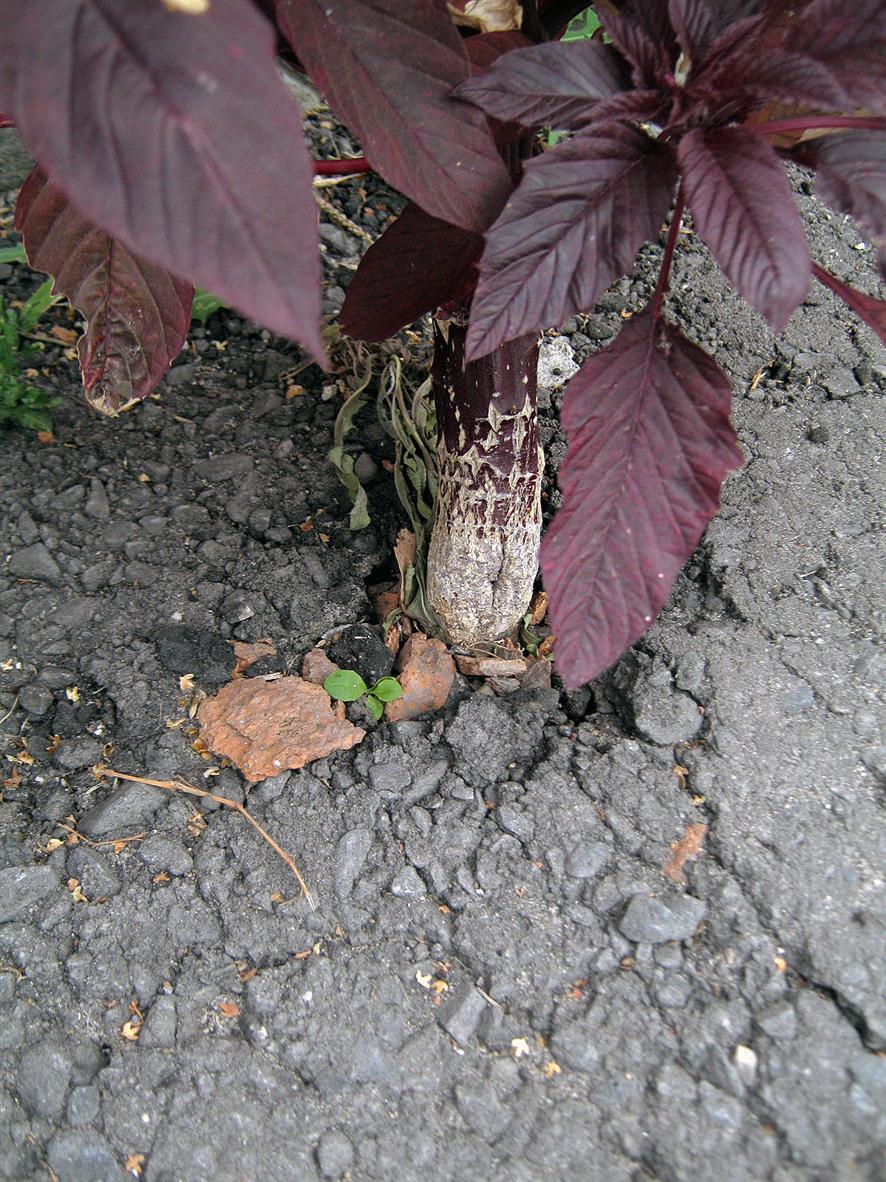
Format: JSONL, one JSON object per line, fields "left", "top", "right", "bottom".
{"left": 8, "top": 542, "right": 62, "bottom": 585}
{"left": 537, "top": 335, "right": 579, "bottom": 389}
{"left": 454, "top": 1081, "right": 511, "bottom": 1140}
{"left": 496, "top": 804, "right": 534, "bottom": 843}
{"left": 18, "top": 683, "right": 54, "bottom": 717}
{"left": 438, "top": 986, "right": 489, "bottom": 1044}
{"left": 46, "top": 1130, "right": 126, "bottom": 1182}
{"left": 632, "top": 680, "right": 703, "bottom": 745}
{"left": 391, "top": 867, "right": 425, "bottom": 897}
{"left": 164, "top": 361, "right": 199, "bottom": 387}
{"left": 756, "top": 1000, "right": 797, "bottom": 1040}
{"left": 368, "top": 762, "right": 411, "bottom": 792}
{"left": 137, "top": 834, "right": 193, "bottom": 877}
{"left": 618, "top": 893, "right": 707, "bottom": 943}
{"left": 54, "top": 737, "right": 104, "bottom": 771}
{"left": 84, "top": 478, "right": 111, "bottom": 519}
{"left": 78, "top": 782, "right": 167, "bottom": 838}
{"left": 566, "top": 842, "right": 608, "bottom": 879}
{"left": 16, "top": 1039, "right": 72, "bottom": 1119}
{"left": 315, "top": 1129, "right": 354, "bottom": 1179}
{"left": 139, "top": 996, "right": 177, "bottom": 1048}
{"left": 334, "top": 828, "right": 372, "bottom": 898}
{"left": 67, "top": 1085, "right": 100, "bottom": 1126}
{"left": 68, "top": 845, "right": 121, "bottom": 899}
{"left": 823, "top": 365, "right": 860, "bottom": 399}
{"left": 193, "top": 453, "right": 254, "bottom": 482}
{"left": 0, "top": 864, "right": 60, "bottom": 923}
{"left": 328, "top": 623, "right": 393, "bottom": 687}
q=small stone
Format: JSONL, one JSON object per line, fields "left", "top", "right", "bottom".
{"left": 164, "top": 360, "right": 199, "bottom": 386}
{"left": 327, "top": 623, "right": 393, "bottom": 687}
{"left": 632, "top": 677, "right": 703, "bottom": 745}
{"left": 8, "top": 542, "right": 62, "bottom": 585}
{"left": 54, "top": 737, "right": 104, "bottom": 771}
{"left": 67, "top": 845, "right": 121, "bottom": 899}
{"left": 46, "top": 1130, "right": 125, "bottom": 1182}
{"left": 496, "top": 804, "right": 534, "bottom": 843}
{"left": 301, "top": 647, "right": 339, "bottom": 686}
{"left": 221, "top": 590, "right": 256, "bottom": 623}
{"left": 438, "top": 986, "right": 489, "bottom": 1045}
{"left": 353, "top": 452, "right": 378, "bottom": 483}
{"left": 566, "top": 841, "right": 608, "bottom": 879}
{"left": 368, "top": 762, "right": 411, "bottom": 792}
{"left": 67, "top": 1085, "right": 100, "bottom": 1127}
{"left": 618, "top": 892, "right": 706, "bottom": 943}
{"left": 193, "top": 453, "right": 254, "bottom": 482}
{"left": 84, "top": 478, "right": 111, "bottom": 520}
{"left": 0, "top": 864, "right": 60, "bottom": 923}
{"left": 139, "top": 996, "right": 177, "bottom": 1048}
{"left": 154, "top": 623, "right": 235, "bottom": 687}
{"left": 315, "top": 1130, "right": 355, "bottom": 1179}
{"left": 455, "top": 654, "right": 528, "bottom": 678}
{"left": 335, "top": 827, "right": 372, "bottom": 898}
{"left": 823, "top": 364, "right": 859, "bottom": 399}
{"left": 537, "top": 335, "right": 579, "bottom": 389}
{"left": 198, "top": 676, "right": 364, "bottom": 782}
{"left": 136, "top": 834, "right": 193, "bottom": 877}
{"left": 756, "top": 1000, "right": 797, "bottom": 1040}
{"left": 18, "top": 683, "right": 54, "bottom": 717}
{"left": 454, "top": 1082, "right": 510, "bottom": 1140}
{"left": 386, "top": 634, "right": 455, "bottom": 722}
{"left": 391, "top": 866, "right": 425, "bottom": 897}
{"left": 78, "top": 782, "right": 167, "bottom": 838}
{"left": 733, "top": 1044, "right": 758, "bottom": 1086}
{"left": 16, "top": 1039, "right": 73, "bottom": 1119}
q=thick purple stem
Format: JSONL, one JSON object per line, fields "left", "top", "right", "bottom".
{"left": 426, "top": 312, "right": 542, "bottom": 645}
{"left": 754, "top": 115, "right": 886, "bottom": 137}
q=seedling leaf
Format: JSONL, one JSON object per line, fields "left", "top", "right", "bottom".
{"left": 365, "top": 694, "right": 384, "bottom": 721}
{"left": 324, "top": 669, "right": 368, "bottom": 702}
{"left": 370, "top": 677, "right": 403, "bottom": 702}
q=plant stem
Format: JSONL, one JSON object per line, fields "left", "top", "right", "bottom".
{"left": 652, "top": 187, "right": 686, "bottom": 320}
{"left": 754, "top": 115, "right": 886, "bottom": 137}
{"left": 426, "top": 313, "right": 542, "bottom": 646}
{"left": 313, "top": 157, "right": 372, "bottom": 176}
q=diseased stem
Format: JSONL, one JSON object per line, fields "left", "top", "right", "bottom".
{"left": 426, "top": 314, "right": 542, "bottom": 646}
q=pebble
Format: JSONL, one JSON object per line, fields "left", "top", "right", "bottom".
{"left": 756, "top": 1000, "right": 797, "bottom": 1040}
{"left": 15, "top": 1039, "right": 72, "bottom": 1119}
{"left": 137, "top": 834, "right": 193, "bottom": 877}
{"left": 495, "top": 804, "right": 534, "bottom": 843}
{"left": 391, "top": 866, "right": 425, "bottom": 897}
{"left": 566, "top": 841, "right": 608, "bottom": 879}
{"left": 54, "top": 737, "right": 104, "bottom": 771}
{"left": 454, "top": 1082, "right": 511, "bottom": 1141}
{"left": 315, "top": 1130, "right": 354, "bottom": 1179}
{"left": 78, "top": 782, "right": 167, "bottom": 838}
{"left": 84, "top": 478, "right": 111, "bottom": 520}
{"left": 46, "top": 1129, "right": 126, "bottom": 1182}
{"left": 139, "top": 996, "right": 177, "bottom": 1048}
{"left": 18, "top": 683, "right": 54, "bottom": 716}
{"left": 193, "top": 453, "right": 254, "bottom": 482}
{"left": 164, "top": 360, "right": 199, "bottom": 386}
{"left": 632, "top": 680, "right": 703, "bottom": 745}
{"left": 368, "top": 762, "right": 411, "bottom": 792}
{"left": 334, "top": 827, "right": 372, "bottom": 898}
{"left": 823, "top": 365, "right": 859, "bottom": 399}
{"left": 733, "top": 1044, "right": 758, "bottom": 1086}
{"left": 68, "top": 845, "right": 121, "bottom": 899}
{"left": 8, "top": 542, "right": 62, "bottom": 585}
{"left": 618, "top": 893, "right": 707, "bottom": 943}
{"left": 438, "top": 985, "right": 489, "bottom": 1044}
{"left": 0, "top": 864, "right": 60, "bottom": 923}
{"left": 67, "top": 1084, "right": 100, "bottom": 1126}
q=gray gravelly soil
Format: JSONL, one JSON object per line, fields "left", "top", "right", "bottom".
{"left": 0, "top": 130, "right": 884, "bottom": 1182}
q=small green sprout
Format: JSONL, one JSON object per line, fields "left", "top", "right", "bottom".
{"left": 0, "top": 278, "right": 63, "bottom": 432}
{"left": 324, "top": 669, "right": 403, "bottom": 722}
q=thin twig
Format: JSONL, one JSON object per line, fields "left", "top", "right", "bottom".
{"left": 55, "top": 820, "right": 146, "bottom": 850}
{"left": 96, "top": 765, "right": 314, "bottom": 909}
{"left": 313, "top": 191, "right": 375, "bottom": 244}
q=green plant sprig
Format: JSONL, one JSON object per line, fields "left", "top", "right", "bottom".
{"left": 324, "top": 668, "right": 403, "bottom": 721}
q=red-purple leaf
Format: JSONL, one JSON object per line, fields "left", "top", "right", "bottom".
{"left": 0, "top": 0, "right": 323, "bottom": 359}
{"left": 454, "top": 38, "right": 630, "bottom": 130}
{"left": 15, "top": 168, "right": 192, "bottom": 415}
{"left": 340, "top": 203, "right": 483, "bottom": 342}
{"left": 466, "top": 121, "right": 677, "bottom": 360}
{"left": 779, "top": 0, "right": 886, "bottom": 112}
{"left": 812, "top": 261, "right": 886, "bottom": 345}
{"left": 595, "top": 0, "right": 672, "bottom": 86}
{"left": 668, "top": 0, "right": 715, "bottom": 63}
{"left": 813, "top": 132, "right": 886, "bottom": 282}
{"left": 541, "top": 310, "right": 743, "bottom": 687}
{"left": 277, "top": 0, "right": 512, "bottom": 233}
{"left": 678, "top": 126, "right": 809, "bottom": 330}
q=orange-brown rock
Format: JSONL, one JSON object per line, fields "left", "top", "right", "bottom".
{"left": 231, "top": 638, "right": 276, "bottom": 675}
{"left": 455, "top": 654, "right": 528, "bottom": 679}
{"left": 386, "top": 634, "right": 455, "bottom": 722}
{"left": 198, "top": 675, "right": 364, "bottom": 781}
{"left": 301, "top": 647, "right": 339, "bottom": 686}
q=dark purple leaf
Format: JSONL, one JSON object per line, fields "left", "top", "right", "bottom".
{"left": 15, "top": 167, "right": 192, "bottom": 414}
{"left": 466, "top": 121, "right": 677, "bottom": 360}
{"left": 668, "top": 0, "right": 715, "bottom": 63}
{"left": 541, "top": 310, "right": 743, "bottom": 687}
{"left": 0, "top": 0, "right": 323, "bottom": 359}
{"left": 812, "top": 262, "right": 886, "bottom": 345}
{"left": 595, "top": 0, "right": 670, "bottom": 87}
{"left": 813, "top": 132, "right": 886, "bottom": 282}
{"left": 340, "top": 203, "right": 483, "bottom": 342}
{"left": 277, "top": 0, "right": 512, "bottom": 233}
{"left": 782, "top": 0, "right": 886, "bottom": 112}
{"left": 454, "top": 38, "right": 630, "bottom": 130}
{"left": 678, "top": 126, "right": 809, "bottom": 330}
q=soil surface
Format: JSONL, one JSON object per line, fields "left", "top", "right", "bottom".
{"left": 1, "top": 127, "right": 884, "bottom": 1182}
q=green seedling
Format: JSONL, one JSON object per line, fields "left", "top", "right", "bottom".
{"left": 0, "top": 278, "right": 62, "bottom": 431}
{"left": 190, "top": 288, "right": 228, "bottom": 325}
{"left": 324, "top": 668, "right": 404, "bottom": 722}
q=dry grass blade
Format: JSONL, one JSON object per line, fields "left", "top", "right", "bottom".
{"left": 95, "top": 765, "right": 314, "bottom": 909}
